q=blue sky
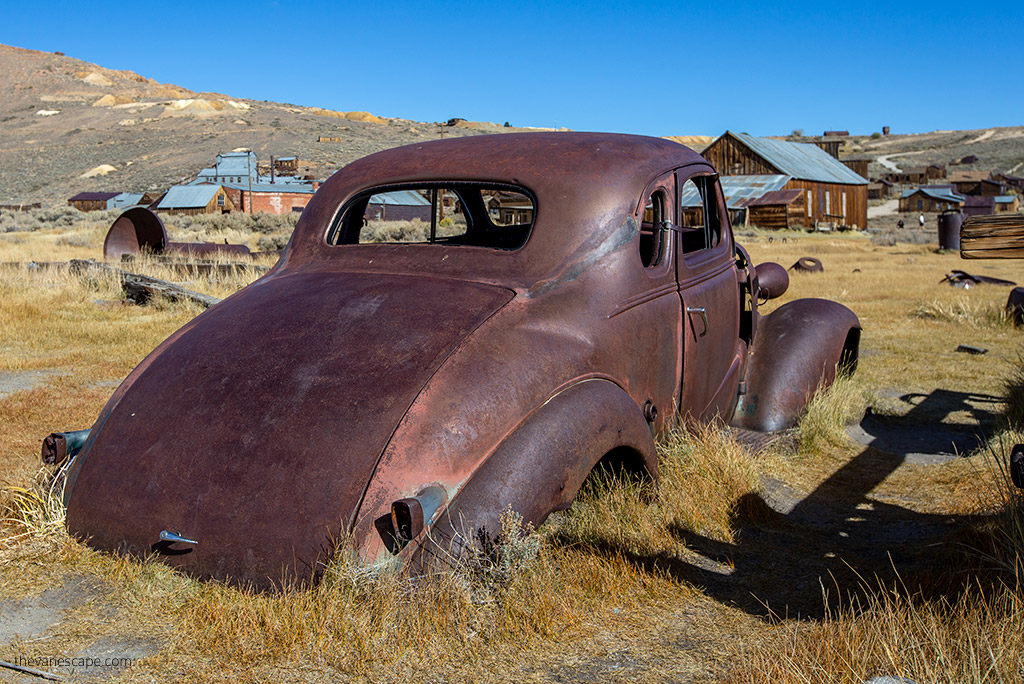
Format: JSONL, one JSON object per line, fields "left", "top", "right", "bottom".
{"left": 3, "top": 1, "right": 1021, "bottom": 137}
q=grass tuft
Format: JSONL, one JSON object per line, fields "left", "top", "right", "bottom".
{"left": 796, "top": 372, "right": 868, "bottom": 456}
{"left": 911, "top": 297, "right": 1009, "bottom": 327}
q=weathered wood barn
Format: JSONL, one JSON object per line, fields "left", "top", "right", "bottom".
{"left": 155, "top": 185, "right": 234, "bottom": 215}
{"left": 702, "top": 131, "right": 869, "bottom": 229}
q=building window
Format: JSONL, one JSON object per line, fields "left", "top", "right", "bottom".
{"left": 217, "top": 195, "right": 225, "bottom": 208}
{"left": 917, "top": 199, "right": 923, "bottom": 210}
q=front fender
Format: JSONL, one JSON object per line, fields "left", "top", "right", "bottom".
{"left": 412, "top": 378, "right": 657, "bottom": 566}
{"left": 731, "top": 298, "right": 860, "bottom": 432}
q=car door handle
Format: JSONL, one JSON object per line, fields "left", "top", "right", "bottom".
{"left": 687, "top": 306, "right": 708, "bottom": 337}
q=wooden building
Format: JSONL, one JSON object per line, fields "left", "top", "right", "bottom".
{"left": 702, "top": 131, "right": 868, "bottom": 229}
{"left": 868, "top": 180, "right": 894, "bottom": 199}
{"left": 995, "top": 173, "right": 1024, "bottom": 193}
{"left": 155, "top": 185, "right": 234, "bottom": 215}
{"left": 899, "top": 187, "right": 964, "bottom": 213}
{"left": 951, "top": 170, "right": 1004, "bottom": 196}
{"left": 812, "top": 139, "right": 842, "bottom": 159}
{"left": 886, "top": 167, "right": 928, "bottom": 185}
{"left": 926, "top": 164, "right": 946, "bottom": 180}
{"left": 746, "top": 190, "right": 806, "bottom": 230}
{"left": 996, "top": 195, "right": 1021, "bottom": 213}
{"left": 840, "top": 158, "right": 869, "bottom": 178}
{"left": 68, "top": 192, "right": 119, "bottom": 212}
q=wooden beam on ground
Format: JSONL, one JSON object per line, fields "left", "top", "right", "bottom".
{"left": 960, "top": 214, "right": 1024, "bottom": 259}
{"left": 69, "top": 259, "right": 222, "bottom": 309}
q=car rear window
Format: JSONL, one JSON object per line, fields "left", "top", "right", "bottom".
{"left": 328, "top": 184, "right": 535, "bottom": 250}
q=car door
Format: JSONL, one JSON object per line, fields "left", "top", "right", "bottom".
{"left": 675, "top": 169, "right": 743, "bottom": 422}
{"left": 615, "top": 170, "right": 682, "bottom": 433}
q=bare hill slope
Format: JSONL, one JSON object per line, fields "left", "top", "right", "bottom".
{"left": 0, "top": 44, "right": 523, "bottom": 204}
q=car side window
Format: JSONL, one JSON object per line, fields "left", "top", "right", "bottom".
{"left": 639, "top": 189, "right": 667, "bottom": 268}
{"left": 678, "top": 175, "right": 722, "bottom": 254}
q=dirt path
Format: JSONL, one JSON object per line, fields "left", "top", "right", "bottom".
{"left": 868, "top": 199, "right": 899, "bottom": 218}
{"left": 968, "top": 129, "right": 995, "bottom": 144}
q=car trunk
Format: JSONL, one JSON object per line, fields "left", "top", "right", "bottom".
{"left": 65, "top": 270, "right": 514, "bottom": 586}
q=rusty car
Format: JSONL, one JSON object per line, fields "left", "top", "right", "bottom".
{"left": 53, "top": 132, "right": 860, "bottom": 587}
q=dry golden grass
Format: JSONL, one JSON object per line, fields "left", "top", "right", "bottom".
{"left": 1, "top": 223, "right": 1022, "bottom": 680}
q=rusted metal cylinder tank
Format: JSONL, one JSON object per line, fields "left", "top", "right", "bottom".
{"left": 104, "top": 207, "right": 168, "bottom": 260}
{"left": 938, "top": 210, "right": 964, "bottom": 251}
{"left": 104, "top": 208, "right": 252, "bottom": 260}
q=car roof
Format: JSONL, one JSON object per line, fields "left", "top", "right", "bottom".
{"left": 286, "top": 132, "right": 712, "bottom": 285}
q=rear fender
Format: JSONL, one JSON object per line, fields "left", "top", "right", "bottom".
{"left": 411, "top": 378, "right": 657, "bottom": 567}
{"left": 731, "top": 298, "right": 860, "bottom": 432}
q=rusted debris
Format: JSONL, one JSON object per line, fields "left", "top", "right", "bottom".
{"left": 790, "top": 256, "right": 823, "bottom": 272}
{"left": 41, "top": 429, "right": 91, "bottom": 467}
{"left": 1011, "top": 445, "right": 1024, "bottom": 488}
{"left": 1007, "top": 287, "right": 1024, "bottom": 325}
{"left": 955, "top": 344, "right": 988, "bottom": 355}
{"left": 941, "top": 270, "right": 1016, "bottom": 288}
{"left": 69, "top": 259, "right": 222, "bottom": 308}
{"left": 104, "top": 207, "right": 252, "bottom": 261}
{"left": 937, "top": 210, "right": 963, "bottom": 251}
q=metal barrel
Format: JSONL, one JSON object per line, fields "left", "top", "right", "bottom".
{"left": 938, "top": 210, "right": 964, "bottom": 251}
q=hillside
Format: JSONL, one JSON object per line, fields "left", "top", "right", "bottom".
{"left": 0, "top": 44, "right": 536, "bottom": 205}
{"left": 1, "top": 42, "right": 1022, "bottom": 207}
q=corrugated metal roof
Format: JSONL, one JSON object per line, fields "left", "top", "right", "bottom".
{"left": 368, "top": 190, "right": 430, "bottom": 206}
{"left": 680, "top": 174, "right": 790, "bottom": 208}
{"left": 996, "top": 195, "right": 1017, "bottom": 203}
{"left": 156, "top": 184, "right": 222, "bottom": 209}
{"left": 901, "top": 187, "right": 964, "bottom": 203}
{"left": 111, "top": 192, "right": 144, "bottom": 208}
{"left": 221, "top": 182, "right": 315, "bottom": 194}
{"left": 749, "top": 189, "right": 804, "bottom": 207}
{"left": 728, "top": 132, "right": 868, "bottom": 185}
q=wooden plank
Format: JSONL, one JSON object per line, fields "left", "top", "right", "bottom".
{"left": 69, "top": 259, "right": 222, "bottom": 308}
{"left": 962, "top": 247, "right": 1024, "bottom": 259}
{"left": 960, "top": 214, "right": 1024, "bottom": 258}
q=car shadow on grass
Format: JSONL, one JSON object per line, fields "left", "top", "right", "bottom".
{"left": 561, "top": 389, "right": 1008, "bottom": 619}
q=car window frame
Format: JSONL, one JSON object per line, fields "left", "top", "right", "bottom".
{"left": 325, "top": 181, "right": 538, "bottom": 251}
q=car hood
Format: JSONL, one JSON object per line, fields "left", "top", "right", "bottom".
{"left": 65, "top": 270, "right": 514, "bottom": 586}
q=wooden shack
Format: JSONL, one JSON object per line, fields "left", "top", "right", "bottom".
{"left": 746, "top": 190, "right": 806, "bottom": 230}
{"left": 951, "top": 170, "right": 1004, "bottom": 196}
{"left": 702, "top": 131, "right": 868, "bottom": 229}
{"left": 68, "top": 192, "right": 119, "bottom": 212}
{"left": 154, "top": 185, "right": 234, "bottom": 215}
{"left": 868, "top": 180, "right": 893, "bottom": 200}
{"left": 899, "top": 187, "right": 964, "bottom": 213}
{"left": 996, "top": 195, "right": 1021, "bottom": 213}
